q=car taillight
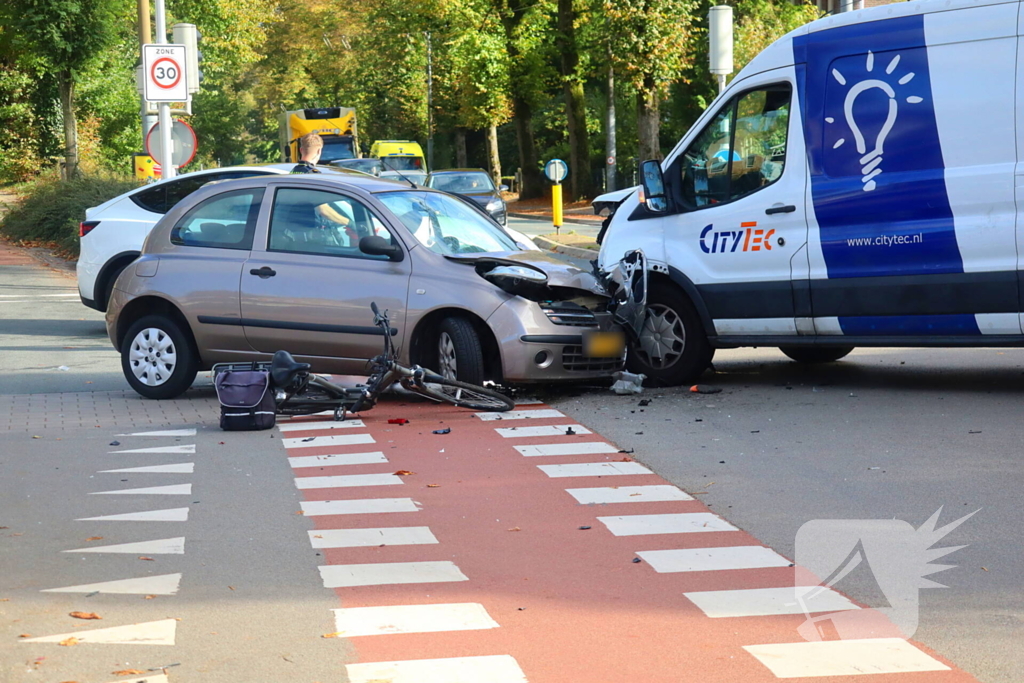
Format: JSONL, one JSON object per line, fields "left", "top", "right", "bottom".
{"left": 79, "top": 221, "right": 100, "bottom": 237}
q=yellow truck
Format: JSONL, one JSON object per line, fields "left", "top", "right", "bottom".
{"left": 370, "top": 140, "right": 427, "bottom": 184}
{"left": 279, "top": 107, "right": 358, "bottom": 164}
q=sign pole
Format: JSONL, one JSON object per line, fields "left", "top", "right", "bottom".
{"left": 153, "top": 0, "right": 176, "bottom": 178}
{"left": 545, "top": 159, "right": 568, "bottom": 235}
{"left": 552, "top": 181, "right": 563, "bottom": 234}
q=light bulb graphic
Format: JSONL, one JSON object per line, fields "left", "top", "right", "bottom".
{"left": 827, "top": 51, "right": 924, "bottom": 192}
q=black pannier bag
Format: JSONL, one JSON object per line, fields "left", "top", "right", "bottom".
{"left": 215, "top": 370, "right": 276, "bottom": 431}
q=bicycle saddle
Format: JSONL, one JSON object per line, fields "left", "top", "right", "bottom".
{"left": 270, "top": 350, "right": 311, "bottom": 387}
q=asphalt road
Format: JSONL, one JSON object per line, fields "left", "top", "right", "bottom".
{"left": 2, "top": 241, "right": 1022, "bottom": 681}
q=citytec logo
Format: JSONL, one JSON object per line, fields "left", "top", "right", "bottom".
{"left": 700, "top": 222, "right": 775, "bottom": 254}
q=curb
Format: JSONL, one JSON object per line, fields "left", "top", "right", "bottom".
{"left": 532, "top": 234, "right": 600, "bottom": 261}
{"left": 507, "top": 211, "right": 603, "bottom": 227}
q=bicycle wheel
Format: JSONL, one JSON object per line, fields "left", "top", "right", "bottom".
{"left": 409, "top": 376, "right": 515, "bottom": 412}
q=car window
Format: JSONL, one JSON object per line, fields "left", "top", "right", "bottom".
{"left": 376, "top": 190, "right": 517, "bottom": 255}
{"left": 429, "top": 173, "right": 494, "bottom": 193}
{"left": 130, "top": 171, "right": 275, "bottom": 215}
{"left": 679, "top": 84, "right": 791, "bottom": 209}
{"left": 267, "top": 188, "right": 395, "bottom": 260}
{"left": 170, "top": 188, "right": 264, "bottom": 250}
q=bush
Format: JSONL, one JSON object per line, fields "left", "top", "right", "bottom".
{"left": 0, "top": 174, "right": 141, "bottom": 257}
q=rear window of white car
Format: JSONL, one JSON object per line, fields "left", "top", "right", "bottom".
{"left": 131, "top": 171, "right": 274, "bottom": 214}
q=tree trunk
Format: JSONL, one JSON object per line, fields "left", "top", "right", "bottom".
{"left": 58, "top": 73, "right": 79, "bottom": 179}
{"left": 605, "top": 61, "right": 616, "bottom": 192}
{"left": 512, "top": 95, "right": 543, "bottom": 199}
{"left": 557, "top": 0, "right": 592, "bottom": 201}
{"left": 455, "top": 128, "right": 468, "bottom": 167}
{"left": 487, "top": 124, "right": 501, "bottom": 187}
{"left": 637, "top": 75, "right": 661, "bottom": 163}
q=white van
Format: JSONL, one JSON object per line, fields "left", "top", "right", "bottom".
{"left": 598, "top": 0, "right": 1022, "bottom": 386}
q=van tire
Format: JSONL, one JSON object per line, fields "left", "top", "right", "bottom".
{"left": 121, "top": 315, "right": 199, "bottom": 399}
{"left": 436, "top": 317, "right": 486, "bottom": 387}
{"left": 779, "top": 346, "right": 854, "bottom": 363}
{"left": 626, "top": 284, "right": 713, "bottom": 387}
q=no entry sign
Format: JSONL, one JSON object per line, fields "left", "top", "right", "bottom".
{"left": 143, "top": 44, "right": 189, "bottom": 103}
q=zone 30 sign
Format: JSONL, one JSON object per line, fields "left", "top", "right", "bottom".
{"left": 143, "top": 44, "right": 189, "bottom": 103}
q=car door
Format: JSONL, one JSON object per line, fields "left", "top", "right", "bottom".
{"left": 796, "top": 10, "right": 1020, "bottom": 336}
{"left": 660, "top": 71, "right": 809, "bottom": 337}
{"left": 240, "top": 184, "right": 411, "bottom": 370}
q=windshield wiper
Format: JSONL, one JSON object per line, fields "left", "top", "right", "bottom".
{"left": 381, "top": 158, "right": 418, "bottom": 188}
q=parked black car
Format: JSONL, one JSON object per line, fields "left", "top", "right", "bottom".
{"left": 425, "top": 169, "right": 507, "bottom": 225}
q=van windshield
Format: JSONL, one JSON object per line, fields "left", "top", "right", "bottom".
{"left": 376, "top": 191, "right": 517, "bottom": 255}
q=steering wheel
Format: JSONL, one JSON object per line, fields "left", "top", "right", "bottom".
{"left": 443, "top": 235, "right": 461, "bottom": 251}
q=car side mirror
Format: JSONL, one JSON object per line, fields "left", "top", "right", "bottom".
{"left": 359, "top": 235, "right": 404, "bottom": 261}
{"left": 499, "top": 184, "right": 509, "bottom": 192}
{"left": 640, "top": 159, "right": 668, "bottom": 213}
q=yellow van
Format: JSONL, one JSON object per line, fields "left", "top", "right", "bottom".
{"left": 370, "top": 140, "right": 427, "bottom": 184}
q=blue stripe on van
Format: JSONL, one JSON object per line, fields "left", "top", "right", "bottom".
{"left": 793, "top": 16, "right": 965, "bottom": 281}
{"left": 838, "top": 314, "right": 979, "bottom": 336}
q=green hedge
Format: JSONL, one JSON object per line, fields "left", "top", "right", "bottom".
{"left": 0, "top": 175, "right": 142, "bottom": 257}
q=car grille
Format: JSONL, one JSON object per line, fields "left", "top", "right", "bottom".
{"left": 542, "top": 304, "right": 598, "bottom": 327}
{"left": 561, "top": 345, "right": 624, "bottom": 372}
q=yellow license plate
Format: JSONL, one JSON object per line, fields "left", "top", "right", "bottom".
{"left": 584, "top": 330, "right": 625, "bottom": 358}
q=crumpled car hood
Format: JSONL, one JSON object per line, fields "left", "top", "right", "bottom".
{"left": 446, "top": 251, "right": 607, "bottom": 299}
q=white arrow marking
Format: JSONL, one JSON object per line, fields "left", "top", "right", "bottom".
{"left": 21, "top": 618, "right": 177, "bottom": 645}
{"left": 76, "top": 507, "right": 189, "bottom": 522}
{"left": 90, "top": 484, "right": 192, "bottom": 496}
{"left": 64, "top": 537, "right": 185, "bottom": 554}
{"left": 99, "top": 463, "right": 194, "bottom": 474}
{"left": 42, "top": 573, "right": 182, "bottom": 595}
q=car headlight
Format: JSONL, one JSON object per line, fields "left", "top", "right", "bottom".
{"left": 486, "top": 199, "right": 502, "bottom": 213}
{"left": 486, "top": 265, "right": 546, "bottom": 281}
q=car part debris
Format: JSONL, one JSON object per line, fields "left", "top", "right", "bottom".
{"left": 611, "top": 371, "right": 645, "bottom": 395}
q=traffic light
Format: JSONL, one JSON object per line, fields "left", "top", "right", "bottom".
{"left": 171, "top": 23, "right": 203, "bottom": 94}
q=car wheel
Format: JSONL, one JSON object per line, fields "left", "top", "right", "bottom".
{"left": 779, "top": 346, "right": 854, "bottom": 363}
{"left": 121, "top": 315, "right": 198, "bottom": 399}
{"left": 101, "top": 262, "right": 129, "bottom": 311}
{"left": 626, "top": 284, "right": 713, "bottom": 387}
{"left": 436, "top": 317, "right": 486, "bottom": 386}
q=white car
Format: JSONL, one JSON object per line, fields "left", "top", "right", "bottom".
{"left": 78, "top": 164, "right": 540, "bottom": 311}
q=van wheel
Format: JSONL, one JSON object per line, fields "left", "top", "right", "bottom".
{"left": 780, "top": 346, "right": 854, "bottom": 363}
{"left": 626, "top": 285, "right": 713, "bottom": 387}
{"left": 121, "top": 315, "right": 198, "bottom": 399}
{"left": 436, "top": 317, "right": 486, "bottom": 386}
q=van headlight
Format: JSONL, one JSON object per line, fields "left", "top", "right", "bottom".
{"left": 486, "top": 199, "right": 502, "bottom": 212}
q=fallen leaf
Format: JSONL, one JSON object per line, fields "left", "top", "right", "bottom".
{"left": 69, "top": 611, "right": 101, "bottom": 620}
{"left": 18, "top": 633, "right": 30, "bottom": 638}
{"left": 112, "top": 670, "right": 146, "bottom": 676}
{"left": 426, "top": 484, "right": 440, "bottom": 488}
{"left": 508, "top": 527, "right": 521, "bottom": 532}
{"left": 32, "top": 435, "right": 41, "bottom": 439}
{"left": 228, "top": 586, "right": 235, "bottom": 590}
{"left": 321, "top": 631, "right": 343, "bottom": 638}
{"left": 295, "top": 510, "right": 304, "bottom": 515}
{"left": 58, "top": 637, "right": 79, "bottom": 647}
{"left": 85, "top": 536, "right": 103, "bottom": 542}
{"left": 144, "top": 595, "right": 156, "bottom": 600}
{"left": 393, "top": 470, "right": 415, "bottom": 476}
{"left": 982, "top": 566, "right": 989, "bottom": 571}
{"left": 138, "top": 556, "right": 155, "bottom": 561}
{"left": 313, "top": 535, "right": 323, "bottom": 538}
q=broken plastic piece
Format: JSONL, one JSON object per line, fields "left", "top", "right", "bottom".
{"left": 565, "top": 427, "right": 576, "bottom": 435}
{"left": 611, "top": 371, "right": 646, "bottom": 395}
{"left": 387, "top": 418, "right": 409, "bottom": 425}
{"left": 433, "top": 427, "right": 451, "bottom": 435}
{"left": 689, "top": 385, "right": 722, "bottom": 394}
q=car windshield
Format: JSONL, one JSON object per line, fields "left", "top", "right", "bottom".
{"left": 336, "top": 159, "right": 380, "bottom": 174}
{"left": 380, "top": 156, "right": 424, "bottom": 172}
{"left": 428, "top": 172, "right": 494, "bottom": 194}
{"left": 321, "top": 139, "right": 356, "bottom": 162}
{"left": 376, "top": 191, "right": 517, "bottom": 255}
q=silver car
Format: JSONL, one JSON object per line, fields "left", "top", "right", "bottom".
{"left": 107, "top": 173, "right": 625, "bottom": 399}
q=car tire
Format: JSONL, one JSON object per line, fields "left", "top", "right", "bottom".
{"left": 121, "top": 315, "right": 199, "bottom": 399}
{"left": 101, "top": 262, "right": 129, "bottom": 312}
{"left": 626, "top": 284, "right": 713, "bottom": 387}
{"left": 436, "top": 317, "right": 486, "bottom": 386}
{"left": 779, "top": 346, "right": 854, "bottom": 363}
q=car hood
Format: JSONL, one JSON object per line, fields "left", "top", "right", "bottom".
{"left": 447, "top": 251, "right": 606, "bottom": 300}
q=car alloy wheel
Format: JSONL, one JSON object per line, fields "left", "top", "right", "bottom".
{"left": 438, "top": 331, "right": 458, "bottom": 381}
{"left": 635, "top": 303, "right": 685, "bottom": 369}
{"left": 128, "top": 327, "right": 177, "bottom": 387}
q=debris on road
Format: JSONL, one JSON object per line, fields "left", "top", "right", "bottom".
{"left": 638, "top": 399, "right": 651, "bottom": 407}
{"left": 112, "top": 669, "right": 146, "bottom": 676}
{"left": 69, "top": 611, "right": 101, "bottom": 620}
{"left": 58, "top": 637, "right": 78, "bottom": 647}
{"left": 578, "top": 526, "right": 592, "bottom": 530}
{"left": 565, "top": 427, "right": 576, "bottom": 435}
{"left": 611, "top": 371, "right": 646, "bottom": 395}
{"left": 689, "top": 385, "right": 722, "bottom": 394}
{"left": 393, "top": 470, "right": 415, "bottom": 476}
{"left": 632, "top": 558, "right": 642, "bottom": 563}
{"left": 57, "top": 365, "right": 69, "bottom": 371}
{"left": 388, "top": 418, "right": 409, "bottom": 425}
{"left": 109, "top": 441, "right": 120, "bottom": 446}
{"left": 618, "top": 448, "right": 634, "bottom": 454}
{"left": 433, "top": 427, "right": 451, "bottom": 434}
{"left": 301, "top": 437, "right": 316, "bottom": 442}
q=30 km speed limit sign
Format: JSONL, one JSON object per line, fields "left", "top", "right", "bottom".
{"left": 143, "top": 44, "right": 189, "bottom": 103}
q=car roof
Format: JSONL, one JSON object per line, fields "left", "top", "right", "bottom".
{"left": 428, "top": 169, "right": 489, "bottom": 175}
{"left": 205, "top": 171, "right": 429, "bottom": 194}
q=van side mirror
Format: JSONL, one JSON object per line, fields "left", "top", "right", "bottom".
{"left": 359, "top": 235, "right": 404, "bottom": 261}
{"left": 640, "top": 159, "right": 668, "bottom": 213}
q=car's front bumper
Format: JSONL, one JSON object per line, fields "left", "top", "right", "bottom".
{"left": 487, "top": 297, "right": 624, "bottom": 382}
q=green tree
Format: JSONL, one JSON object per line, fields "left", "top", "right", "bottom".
{"left": 0, "top": 0, "right": 126, "bottom": 178}
{"left": 555, "top": 0, "right": 592, "bottom": 200}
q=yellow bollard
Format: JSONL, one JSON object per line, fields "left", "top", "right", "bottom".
{"left": 552, "top": 183, "right": 563, "bottom": 233}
